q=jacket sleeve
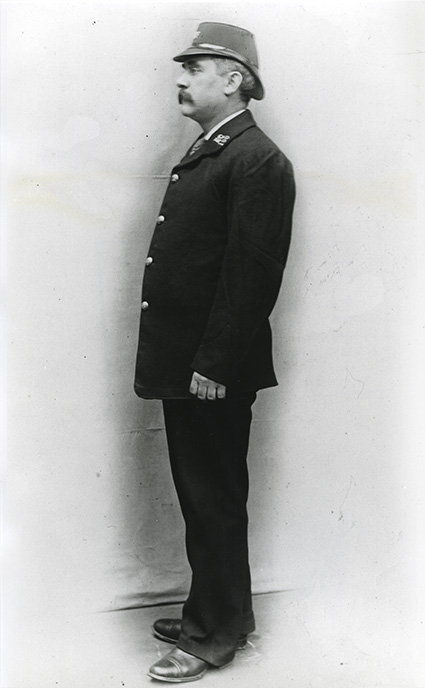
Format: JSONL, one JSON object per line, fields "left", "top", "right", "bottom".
{"left": 190, "top": 148, "right": 296, "bottom": 385}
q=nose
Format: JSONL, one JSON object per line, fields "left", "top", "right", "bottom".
{"left": 176, "top": 71, "right": 189, "bottom": 89}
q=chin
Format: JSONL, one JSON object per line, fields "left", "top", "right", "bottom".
{"left": 180, "top": 103, "right": 197, "bottom": 119}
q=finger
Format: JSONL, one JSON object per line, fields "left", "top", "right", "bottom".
{"left": 189, "top": 377, "right": 198, "bottom": 396}
{"left": 206, "top": 385, "right": 217, "bottom": 401}
{"left": 216, "top": 385, "right": 226, "bottom": 399}
{"left": 197, "top": 383, "right": 207, "bottom": 401}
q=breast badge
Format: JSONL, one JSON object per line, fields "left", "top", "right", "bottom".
{"left": 213, "top": 134, "right": 230, "bottom": 146}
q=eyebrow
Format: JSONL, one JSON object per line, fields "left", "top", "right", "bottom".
{"left": 183, "top": 58, "right": 204, "bottom": 69}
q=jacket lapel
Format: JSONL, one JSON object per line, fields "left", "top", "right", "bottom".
{"left": 176, "top": 110, "right": 257, "bottom": 168}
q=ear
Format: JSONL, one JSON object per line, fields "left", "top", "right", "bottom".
{"left": 223, "top": 70, "right": 243, "bottom": 96}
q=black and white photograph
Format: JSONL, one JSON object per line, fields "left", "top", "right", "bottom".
{"left": 2, "top": 2, "right": 424, "bottom": 686}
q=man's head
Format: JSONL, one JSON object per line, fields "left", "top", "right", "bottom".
{"left": 176, "top": 56, "right": 257, "bottom": 127}
{"left": 173, "top": 23, "right": 263, "bottom": 130}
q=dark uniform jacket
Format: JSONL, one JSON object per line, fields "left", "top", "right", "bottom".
{"left": 134, "top": 109, "right": 295, "bottom": 399}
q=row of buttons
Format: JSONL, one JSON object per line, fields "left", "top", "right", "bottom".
{"left": 143, "top": 173, "right": 180, "bottom": 312}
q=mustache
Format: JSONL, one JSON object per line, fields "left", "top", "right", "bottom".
{"left": 178, "top": 91, "right": 193, "bottom": 104}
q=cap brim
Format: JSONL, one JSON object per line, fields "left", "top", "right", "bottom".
{"left": 173, "top": 47, "right": 264, "bottom": 100}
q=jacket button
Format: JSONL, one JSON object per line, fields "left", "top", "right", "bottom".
{"left": 170, "top": 173, "right": 179, "bottom": 183}
{"left": 145, "top": 256, "right": 154, "bottom": 266}
{"left": 157, "top": 215, "right": 165, "bottom": 224}
{"left": 141, "top": 301, "right": 149, "bottom": 310}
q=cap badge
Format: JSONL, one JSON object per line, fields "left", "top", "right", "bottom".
{"left": 213, "top": 134, "right": 230, "bottom": 146}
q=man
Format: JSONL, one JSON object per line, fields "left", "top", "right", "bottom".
{"left": 134, "top": 22, "right": 295, "bottom": 682}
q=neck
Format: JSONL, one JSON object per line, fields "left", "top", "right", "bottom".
{"left": 198, "top": 103, "right": 245, "bottom": 134}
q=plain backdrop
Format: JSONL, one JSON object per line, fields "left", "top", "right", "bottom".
{"left": 2, "top": 1, "right": 425, "bottom": 686}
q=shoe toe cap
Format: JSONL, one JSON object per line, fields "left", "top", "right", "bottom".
{"left": 148, "top": 648, "right": 208, "bottom": 681}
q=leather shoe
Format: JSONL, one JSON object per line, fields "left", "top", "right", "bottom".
{"left": 152, "top": 618, "right": 248, "bottom": 650}
{"left": 147, "top": 647, "right": 210, "bottom": 682}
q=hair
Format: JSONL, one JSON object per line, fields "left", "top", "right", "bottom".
{"left": 212, "top": 57, "right": 257, "bottom": 104}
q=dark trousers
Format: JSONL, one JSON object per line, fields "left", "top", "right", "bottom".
{"left": 162, "top": 393, "right": 257, "bottom": 666}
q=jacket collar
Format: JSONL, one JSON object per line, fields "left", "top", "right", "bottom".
{"left": 176, "top": 109, "right": 257, "bottom": 168}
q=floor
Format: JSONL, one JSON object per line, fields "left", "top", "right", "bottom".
{"left": 5, "top": 589, "right": 423, "bottom": 688}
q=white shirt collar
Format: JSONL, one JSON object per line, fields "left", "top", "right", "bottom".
{"left": 203, "top": 109, "right": 247, "bottom": 141}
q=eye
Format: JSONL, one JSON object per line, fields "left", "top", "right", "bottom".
{"left": 184, "top": 63, "right": 201, "bottom": 74}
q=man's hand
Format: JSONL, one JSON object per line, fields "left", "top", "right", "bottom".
{"left": 190, "top": 371, "right": 226, "bottom": 401}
